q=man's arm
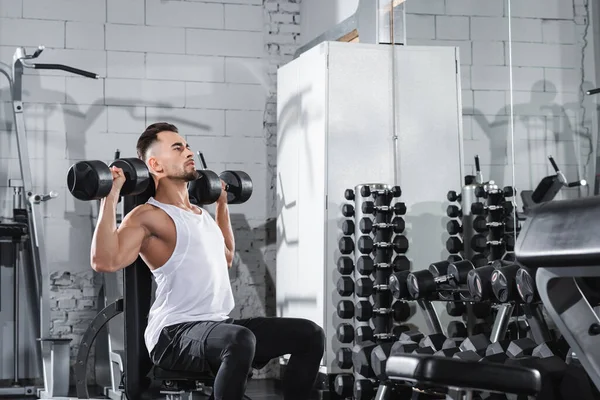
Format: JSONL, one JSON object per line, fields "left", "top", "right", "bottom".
{"left": 215, "top": 182, "right": 235, "bottom": 268}
{"left": 90, "top": 167, "right": 150, "bottom": 273}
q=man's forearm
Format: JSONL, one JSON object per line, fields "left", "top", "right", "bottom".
{"left": 90, "top": 194, "right": 120, "bottom": 270}
{"left": 215, "top": 202, "right": 235, "bottom": 265}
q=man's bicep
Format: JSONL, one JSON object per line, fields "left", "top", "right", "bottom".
{"left": 113, "top": 216, "right": 149, "bottom": 270}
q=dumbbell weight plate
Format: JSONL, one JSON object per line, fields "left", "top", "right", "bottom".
{"left": 109, "top": 158, "right": 152, "bottom": 197}
{"left": 67, "top": 160, "right": 113, "bottom": 201}
{"left": 188, "top": 170, "right": 222, "bottom": 204}
{"left": 219, "top": 170, "right": 253, "bottom": 204}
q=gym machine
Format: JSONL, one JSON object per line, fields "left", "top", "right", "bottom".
{"left": 384, "top": 195, "right": 600, "bottom": 399}
{"left": 0, "top": 45, "right": 97, "bottom": 398}
{"left": 520, "top": 155, "right": 587, "bottom": 213}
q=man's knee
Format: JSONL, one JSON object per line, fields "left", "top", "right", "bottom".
{"left": 299, "top": 319, "right": 325, "bottom": 352}
{"left": 224, "top": 326, "right": 256, "bottom": 362}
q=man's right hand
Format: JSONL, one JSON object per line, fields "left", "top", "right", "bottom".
{"left": 109, "top": 166, "right": 127, "bottom": 197}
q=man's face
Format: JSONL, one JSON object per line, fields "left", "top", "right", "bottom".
{"left": 148, "top": 131, "right": 199, "bottom": 182}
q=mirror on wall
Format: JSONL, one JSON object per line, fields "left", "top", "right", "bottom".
{"left": 505, "top": 0, "right": 597, "bottom": 214}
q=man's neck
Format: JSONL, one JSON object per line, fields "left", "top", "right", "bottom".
{"left": 154, "top": 179, "right": 193, "bottom": 209}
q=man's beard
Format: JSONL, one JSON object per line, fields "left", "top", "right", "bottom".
{"left": 182, "top": 169, "right": 200, "bottom": 182}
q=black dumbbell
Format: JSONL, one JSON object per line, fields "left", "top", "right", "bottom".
{"left": 336, "top": 348, "right": 353, "bottom": 369}
{"left": 68, "top": 158, "right": 151, "bottom": 201}
{"left": 356, "top": 326, "right": 374, "bottom": 343}
{"left": 355, "top": 278, "right": 374, "bottom": 297}
{"left": 504, "top": 216, "right": 521, "bottom": 232}
{"left": 471, "top": 234, "right": 507, "bottom": 253}
{"left": 471, "top": 201, "right": 513, "bottom": 215}
{"left": 356, "top": 300, "right": 410, "bottom": 322}
{"left": 370, "top": 342, "right": 396, "bottom": 381}
{"left": 359, "top": 217, "right": 405, "bottom": 234}
{"left": 356, "top": 256, "right": 374, "bottom": 275}
{"left": 446, "top": 237, "right": 463, "bottom": 253}
{"left": 446, "top": 301, "right": 466, "bottom": 317}
{"left": 336, "top": 277, "right": 354, "bottom": 296}
{"left": 362, "top": 201, "right": 407, "bottom": 215}
{"left": 334, "top": 374, "right": 354, "bottom": 398}
{"left": 338, "top": 237, "right": 355, "bottom": 254}
{"left": 447, "top": 220, "right": 462, "bottom": 235}
{"left": 357, "top": 235, "right": 409, "bottom": 254}
{"left": 344, "top": 189, "right": 355, "bottom": 201}
{"left": 491, "top": 263, "right": 521, "bottom": 303}
{"left": 475, "top": 185, "right": 515, "bottom": 199}
{"left": 471, "top": 253, "right": 489, "bottom": 267}
{"left": 193, "top": 169, "right": 253, "bottom": 205}
{"left": 448, "top": 254, "right": 463, "bottom": 262}
{"left": 407, "top": 260, "right": 474, "bottom": 299}
{"left": 446, "top": 205, "right": 462, "bottom": 218}
{"left": 337, "top": 300, "right": 354, "bottom": 319}
{"left": 342, "top": 204, "right": 354, "bottom": 217}
{"left": 392, "top": 255, "right": 410, "bottom": 271}
{"left": 516, "top": 267, "right": 537, "bottom": 303}
{"left": 447, "top": 321, "right": 467, "bottom": 338}
{"left": 337, "top": 324, "right": 354, "bottom": 343}
{"left": 389, "top": 271, "right": 410, "bottom": 300}
{"left": 453, "top": 334, "right": 492, "bottom": 360}
{"left": 337, "top": 257, "right": 354, "bottom": 275}
{"left": 361, "top": 185, "right": 402, "bottom": 198}
{"left": 467, "top": 265, "right": 496, "bottom": 302}
{"left": 473, "top": 215, "right": 505, "bottom": 233}
{"left": 447, "top": 190, "right": 461, "bottom": 202}
{"left": 341, "top": 220, "right": 355, "bottom": 235}
{"left": 532, "top": 336, "right": 570, "bottom": 360}
{"left": 352, "top": 341, "right": 377, "bottom": 378}
{"left": 353, "top": 379, "right": 378, "bottom": 400}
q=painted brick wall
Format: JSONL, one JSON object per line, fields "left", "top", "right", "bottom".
{"left": 0, "top": 0, "right": 301, "bottom": 383}
{"left": 402, "top": 0, "right": 597, "bottom": 201}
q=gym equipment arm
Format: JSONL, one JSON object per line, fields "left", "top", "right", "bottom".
{"left": 32, "top": 63, "right": 98, "bottom": 79}
{"left": 587, "top": 88, "right": 600, "bottom": 95}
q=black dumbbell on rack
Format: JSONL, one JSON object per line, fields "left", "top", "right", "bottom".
{"left": 361, "top": 185, "right": 402, "bottom": 199}
{"left": 359, "top": 217, "right": 405, "bottom": 234}
{"left": 362, "top": 201, "right": 407, "bottom": 215}
{"left": 406, "top": 260, "right": 475, "bottom": 300}
{"left": 471, "top": 201, "right": 513, "bottom": 215}
{"left": 357, "top": 235, "right": 409, "bottom": 255}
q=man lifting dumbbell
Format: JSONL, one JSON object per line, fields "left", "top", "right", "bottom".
{"left": 89, "top": 122, "right": 325, "bottom": 400}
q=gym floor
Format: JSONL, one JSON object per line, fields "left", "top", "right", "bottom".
{"left": 7, "top": 380, "right": 298, "bottom": 400}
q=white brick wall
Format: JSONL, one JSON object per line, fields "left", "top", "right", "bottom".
{"left": 0, "top": 0, "right": 300, "bottom": 383}
{"left": 406, "top": 0, "right": 595, "bottom": 194}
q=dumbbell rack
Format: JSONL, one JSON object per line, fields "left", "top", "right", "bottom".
{"left": 334, "top": 183, "right": 410, "bottom": 399}
{"left": 445, "top": 171, "right": 521, "bottom": 339}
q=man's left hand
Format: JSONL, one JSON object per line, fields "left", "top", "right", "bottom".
{"left": 217, "top": 179, "right": 228, "bottom": 204}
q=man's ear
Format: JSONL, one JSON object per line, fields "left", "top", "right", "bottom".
{"left": 148, "top": 156, "right": 163, "bottom": 174}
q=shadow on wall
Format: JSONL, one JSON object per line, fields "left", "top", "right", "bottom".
{"left": 402, "top": 201, "right": 452, "bottom": 270}
{"left": 464, "top": 79, "right": 595, "bottom": 189}
{"left": 229, "top": 213, "right": 277, "bottom": 318}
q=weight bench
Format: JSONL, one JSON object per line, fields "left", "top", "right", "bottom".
{"left": 385, "top": 353, "right": 541, "bottom": 398}
{"left": 149, "top": 366, "right": 254, "bottom": 400}
{"left": 149, "top": 366, "right": 215, "bottom": 399}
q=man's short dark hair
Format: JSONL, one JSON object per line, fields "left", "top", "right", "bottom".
{"left": 137, "top": 122, "right": 178, "bottom": 161}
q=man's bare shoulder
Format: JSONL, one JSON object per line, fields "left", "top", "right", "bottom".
{"left": 121, "top": 204, "right": 164, "bottom": 227}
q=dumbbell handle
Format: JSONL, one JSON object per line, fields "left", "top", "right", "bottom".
{"left": 375, "top": 262, "right": 391, "bottom": 268}
{"left": 373, "top": 284, "right": 389, "bottom": 291}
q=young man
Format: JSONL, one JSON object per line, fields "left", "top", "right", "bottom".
{"left": 90, "top": 122, "right": 325, "bottom": 400}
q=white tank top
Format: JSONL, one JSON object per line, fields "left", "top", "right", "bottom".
{"left": 143, "top": 197, "right": 235, "bottom": 354}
